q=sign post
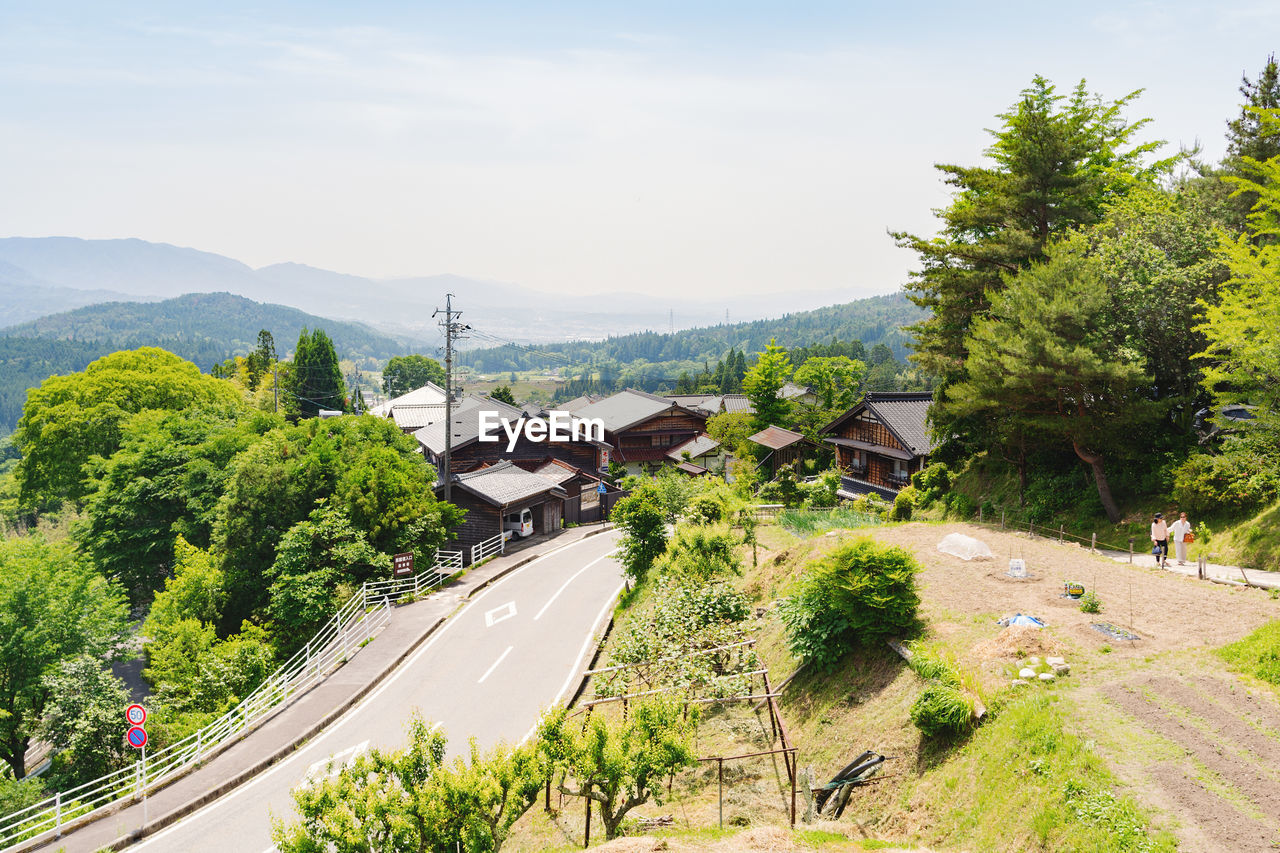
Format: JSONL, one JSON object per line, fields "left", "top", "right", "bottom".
{"left": 125, "top": 705, "right": 148, "bottom": 824}
{"left": 597, "top": 481, "right": 608, "bottom": 526}
{"left": 393, "top": 552, "right": 414, "bottom": 578}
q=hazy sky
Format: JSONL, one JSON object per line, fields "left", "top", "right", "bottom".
{"left": 1, "top": 1, "right": 1276, "bottom": 300}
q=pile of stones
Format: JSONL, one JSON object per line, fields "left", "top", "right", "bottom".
{"left": 1012, "top": 656, "right": 1070, "bottom": 687}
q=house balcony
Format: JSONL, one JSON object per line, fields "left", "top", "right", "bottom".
{"left": 837, "top": 475, "right": 899, "bottom": 501}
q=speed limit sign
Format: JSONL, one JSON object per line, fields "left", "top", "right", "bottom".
{"left": 125, "top": 704, "right": 147, "bottom": 726}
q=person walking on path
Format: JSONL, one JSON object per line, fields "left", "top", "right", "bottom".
{"left": 1169, "top": 511, "right": 1193, "bottom": 565}
{"left": 1151, "top": 512, "right": 1169, "bottom": 569}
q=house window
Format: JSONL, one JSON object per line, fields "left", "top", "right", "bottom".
{"left": 651, "top": 434, "right": 673, "bottom": 447}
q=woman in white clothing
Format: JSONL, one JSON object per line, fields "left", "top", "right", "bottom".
{"left": 1169, "top": 511, "right": 1192, "bottom": 565}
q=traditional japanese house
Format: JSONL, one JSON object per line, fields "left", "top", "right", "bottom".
{"left": 572, "top": 389, "right": 713, "bottom": 477}
{"left": 414, "top": 395, "right": 608, "bottom": 475}
{"left": 438, "top": 461, "right": 567, "bottom": 562}
{"left": 821, "top": 392, "right": 936, "bottom": 498}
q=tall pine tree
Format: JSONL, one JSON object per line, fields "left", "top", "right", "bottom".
{"left": 291, "top": 328, "right": 346, "bottom": 418}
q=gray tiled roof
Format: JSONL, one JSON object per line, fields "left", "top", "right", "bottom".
{"left": 452, "top": 460, "right": 565, "bottom": 506}
{"left": 721, "top": 394, "right": 754, "bottom": 414}
{"left": 864, "top": 392, "right": 936, "bottom": 455}
{"left": 667, "top": 433, "right": 720, "bottom": 461}
{"left": 390, "top": 404, "right": 448, "bottom": 431}
{"left": 572, "top": 389, "right": 675, "bottom": 432}
{"left": 413, "top": 396, "right": 522, "bottom": 455}
{"left": 370, "top": 382, "right": 447, "bottom": 417}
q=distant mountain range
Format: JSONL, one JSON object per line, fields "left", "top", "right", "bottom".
{"left": 0, "top": 237, "right": 892, "bottom": 345}
{"left": 0, "top": 292, "right": 411, "bottom": 436}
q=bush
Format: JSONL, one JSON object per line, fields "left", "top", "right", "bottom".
{"left": 654, "top": 524, "right": 742, "bottom": 582}
{"left": 910, "top": 682, "right": 975, "bottom": 737}
{"left": 891, "top": 487, "right": 917, "bottom": 521}
{"left": 757, "top": 464, "right": 804, "bottom": 508}
{"left": 1172, "top": 450, "right": 1280, "bottom": 516}
{"left": 945, "top": 491, "right": 976, "bottom": 518}
{"left": 778, "top": 538, "right": 921, "bottom": 671}
{"left": 911, "top": 463, "right": 953, "bottom": 506}
{"left": 1079, "top": 590, "right": 1103, "bottom": 614}
{"left": 800, "top": 469, "right": 841, "bottom": 509}
{"left": 852, "top": 492, "right": 890, "bottom": 518}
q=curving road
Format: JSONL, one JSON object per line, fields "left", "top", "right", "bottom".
{"left": 126, "top": 530, "right": 623, "bottom": 853}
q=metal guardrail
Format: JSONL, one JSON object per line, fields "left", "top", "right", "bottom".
{"left": 471, "top": 533, "right": 505, "bottom": 565}
{"left": 0, "top": 547, "right": 463, "bottom": 850}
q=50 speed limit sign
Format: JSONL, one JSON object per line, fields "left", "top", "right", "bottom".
{"left": 125, "top": 704, "right": 147, "bottom": 726}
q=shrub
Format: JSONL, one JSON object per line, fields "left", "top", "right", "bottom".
{"left": 1172, "top": 450, "right": 1280, "bottom": 516}
{"left": 945, "top": 491, "right": 976, "bottom": 518}
{"left": 891, "top": 487, "right": 917, "bottom": 521}
{"left": 910, "top": 463, "right": 953, "bottom": 506}
{"left": 800, "top": 469, "right": 841, "bottom": 509}
{"left": 852, "top": 492, "right": 890, "bottom": 518}
{"left": 778, "top": 538, "right": 921, "bottom": 671}
{"left": 910, "top": 682, "right": 975, "bottom": 737}
{"left": 757, "top": 464, "right": 805, "bottom": 508}
{"left": 654, "top": 524, "right": 742, "bottom": 582}
{"left": 1079, "top": 590, "right": 1102, "bottom": 614}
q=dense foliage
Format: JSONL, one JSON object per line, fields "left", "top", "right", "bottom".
{"left": 381, "top": 353, "right": 445, "bottom": 397}
{"left": 779, "top": 538, "right": 921, "bottom": 671}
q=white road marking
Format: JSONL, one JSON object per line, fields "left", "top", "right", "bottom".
{"left": 477, "top": 645, "right": 514, "bottom": 683}
{"left": 128, "top": 532, "right": 618, "bottom": 851}
{"left": 520, "top": 579, "right": 626, "bottom": 747}
{"left": 533, "top": 551, "right": 618, "bottom": 621}
{"left": 299, "top": 740, "right": 369, "bottom": 788}
{"left": 484, "top": 601, "right": 517, "bottom": 627}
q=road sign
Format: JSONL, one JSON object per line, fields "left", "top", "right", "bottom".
{"left": 596, "top": 481, "right": 607, "bottom": 495}
{"left": 127, "top": 726, "right": 148, "bottom": 748}
{"left": 125, "top": 703, "right": 147, "bottom": 726}
{"left": 393, "top": 552, "right": 414, "bottom": 577}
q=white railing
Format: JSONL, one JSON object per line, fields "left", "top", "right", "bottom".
{"left": 0, "top": 547, "right": 463, "bottom": 851}
{"left": 471, "top": 533, "right": 506, "bottom": 565}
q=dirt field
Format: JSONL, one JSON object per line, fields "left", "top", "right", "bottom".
{"left": 859, "top": 522, "right": 1280, "bottom": 852}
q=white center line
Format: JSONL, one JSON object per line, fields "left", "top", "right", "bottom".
{"left": 477, "top": 645, "right": 514, "bottom": 683}
{"left": 534, "top": 551, "right": 618, "bottom": 621}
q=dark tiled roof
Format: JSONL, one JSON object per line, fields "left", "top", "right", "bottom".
{"left": 864, "top": 392, "right": 936, "bottom": 455}
{"left": 451, "top": 460, "right": 566, "bottom": 506}
{"left": 747, "top": 425, "right": 807, "bottom": 451}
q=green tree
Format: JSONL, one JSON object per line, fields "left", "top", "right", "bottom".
{"left": 14, "top": 347, "right": 246, "bottom": 508}
{"left": 433, "top": 739, "right": 542, "bottom": 853}
{"left": 609, "top": 485, "right": 668, "bottom": 583}
{"left": 1223, "top": 54, "right": 1280, "bottom": 222}
{"left": 245, "top": 329, "right": 277, "bottom": 391}
{"left": 143, "top": 537, "right": 227, "bottom": 639}
{"left": 893, "top": 76, "right": 1169, "bottom": 445}
{"left": 942, "top": 242, "right": 1153, "bottom": 522}
{"left": 80, "top": 407, "right": 280, "bottom": 604}
{"left": 267, "top": 503, "right": 388, "bottom": 640}
{"left": 214, "top": 416, "right": 461, "bottom": 628}
{"left": 742, "top": 339, "right": 793, "bottom": 431}
{"left": 705, "top": 411, "right": 755, "bottom": 457}
{"left": 489, "top": 386, "right": 517, "bottom": 406}
{"left": 291, "top": 328, "right": 347, "bottom": 418}
{"left": 0, "top": 537, "right": 128, "bottom": 777}
{"left": 1201, "top": 116, "right": 1280, "bottom": 436}
{"left": 793, "top": 356, "right": 865, "bottom": 411}
{"left": 539, "top": 699, "right": 697, "bottom": 840}
{"left": 40, "top": 655, "right": 131, "bottom": 788}
{"left": 381, "top": 354, "right": 446, "bottom": 398}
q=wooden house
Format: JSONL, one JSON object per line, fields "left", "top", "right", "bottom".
{"left": 573, "top": 389, "right": 715, "bottom": 477}
{"left": 414, "top": 395, "right": 607, "bottom": 475}
{"left": 820, "top": 392, "right": 936, "bottom": 498}
{"left": 439, "top": 461, "right": 567, "bottom": 563}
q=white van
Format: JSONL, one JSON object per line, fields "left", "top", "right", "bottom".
{"left": 502, "top": 507, "right": 534, "bottom": 539}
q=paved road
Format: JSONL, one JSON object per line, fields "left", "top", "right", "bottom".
{"left": 123, "top": 531, "right": 622, "bottom": 853}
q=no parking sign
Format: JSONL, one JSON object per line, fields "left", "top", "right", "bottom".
{"left": 127, "top": 726, "right": 148, "bottom": 748}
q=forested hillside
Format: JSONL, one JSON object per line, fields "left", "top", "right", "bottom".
{"left": 459, "top": 292, "right": 923, "bottom": 373}
{"left": 0, "top": 293, "right": 411, "bottom": 435}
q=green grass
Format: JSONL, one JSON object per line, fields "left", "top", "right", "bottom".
{"left": 778, "top": 507, "right": 883, "bottom": 537}
{"left": 1217, "top": 619, "right": 1280, "bottom": 686}
{"left": 910, "top": 692, "right": 1176, "bottom": 852}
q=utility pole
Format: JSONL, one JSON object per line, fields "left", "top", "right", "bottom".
{"left": 433, "top": 294, "right": 469, "bottom": 501}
